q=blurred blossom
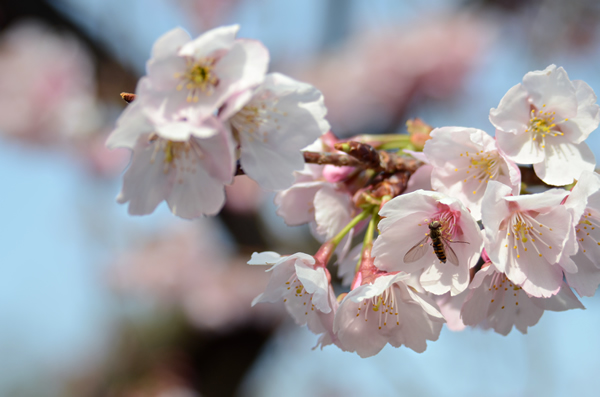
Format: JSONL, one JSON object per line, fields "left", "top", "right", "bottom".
{"left": 176, "top": 0, "right": 241, "bottom": 30}
{"left": 297, "top": 14, "right": 492, "bottom": 135}
{"left": 110, "top": 220, "right": 282, "bottom": 330}
{"left": 0, "top": 21, "right": 101, "bottom": 144}
{"left": 224, "top": 175, "right": 266, "bottom": 214}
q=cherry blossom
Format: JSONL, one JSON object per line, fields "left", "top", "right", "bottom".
{"left": 106, "top": 100, "right": 235, "bottom": 218}
{"left": 249, "top": 251, "right": 340, "bottom": 349}
{"left": 274, "top": 139, "right": 359, "bottom": 261}
{"left": 144, "top": 25, "right": 269, "bottom": 120}
{"left": 423, "top": 127, "right": 520, "bottom": 220}
{"left": 562, "top": 170, "right": 600, "bottom": 296}
{"left": 372, "top": 190, "right": 483, "bottom": 296}
{"left": 481, "top": 181, "right": 575, "bottom": 298}
{"left": 222, "top": 73, "right": 330, "bottom": 191}
{"left": 461, "top": 261, "right": 583, "bottom": 335}
{"left": 490, "top": 65, "right": 599, "bottom": 186}
{"left": 333, "top": 272, "right": 444, "bottom": 357}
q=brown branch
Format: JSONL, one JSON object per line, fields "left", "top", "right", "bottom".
{"left": 302, "top": 151, "right": 363, "bottom": 167}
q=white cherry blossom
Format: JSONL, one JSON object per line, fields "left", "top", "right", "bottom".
{"left": 372, "top": 190, "right": 483, "bottom": 296}
{"left": 221, "top": 73, "right": 330, "bottom": 191}
{"left": 490, "top": 65, "right": 599, "bottom": 186}
{"left": 461, "top": 262, "right": 583, "bottom": 335}
{"left": 145, "top": 25, "right": 269, "bottom": 120}
{"left": 423, "top": 127, "right": 520, "bottom": 220}
{"left": 249, "top": 251, "right": 340, "bottom": 349}
{"left": 333, "top": 272, "right": 444, "bottom": 357}
{"left": 562, "top": 170, "right": 600, "bottom": 296}
{"left": 106, "top": 100, "right": 235, "bottom": 218}
{"left": 482, "top": 181, "right": 575, "bottom": 298}
{"left": 274, "top": 139, "right": 358, "bottom": 262}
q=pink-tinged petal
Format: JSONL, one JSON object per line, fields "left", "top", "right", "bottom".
{"left": 378, "top": 190, "right": 439, "bottom": 223}
{"left": 522, "top": 65, "right": 578, "bottom": 119}
{"left": 146, "top": 56, "right": 189, "bottom": 92}
{"left": 536, "top": 281, "right": 585, "bottom": 310}
{"left": 484, "top": 229, "right": 510, "bottom": 273}
{"left": 166, "top": 161, "right": 226, "bottom": 218}
{"left": 420, "top": 261, "right": 469, "bottom": 296}
{"left": 333, "top": 274, "right": 442, "bottom": 357}
{"left": 193, "top": 121, "right": 236, "bottom": 184}
{"left": 494, "top": 289, "right": 543, "bottom": 335}
{"left": 489, "top": 83, "right": 530, "bottom": 133}
{"left": 117, "top": 134, "right": 173, "bottom": 215}
{"left": 426, "top": 128, "right": 508, "bottom": 221}
{"left": 313, "top": 185, "right": 352, "bottom": 240}
{"left": 373, "top": 211, "right": 434, "bottom": 273}
{"left": 178, "top": 25, "right": 239, "bottom": 58}
{"left": 403, "top": 149, "right": 430, "bottom": 164}
{"left": 495, "top": 128, "right": 544, "bottom": 164}
{"left": 247, "top": 251, "right": 281, "bottom": 265}
{"left": 533, "top": 140, "right": 595, "bottom": 186}
{"left": 274, "top": 181, "right": 326, "bottom": 225}
{"left": 157, "top": 120, "right": 219, "bottom": 141}
{"left": 295, "top": 263, "right": 331, "bottom": 313}
{"left": 499, "top": 150, "right": 522, "bottom": 191}
{"left": 106, "top": 102, "right": 153, "bottom": 149}
{"left": 516, "top": 261, "right": 563, "bottom": 298}
{"left": 406, "top": 287, "right": 444, "bottom": 319}
{"left": 565, "top": 251, "right": 600, "bottom": 297}
{"left": 151, "top": 27, "right": 190, "bottom": 59}
{"left": 563, "top": 171, "right": 600, "bottom": 221}
{"left": 215, "top": 39, "right": 269, "bottom": 101}
{"left": 219, "top": 89, "right": 254, "bottom": 120}
{"left": 460, "top": 281, "right": 493, "bottom": 328}
{"left": 503, "top": 187, "right": 567, "bottom": 212}
{"left": 251, "top": 253, "right": 313, "bottom": 305}
{"left": 236, "top": 73, "right": 328, "bottom": 191}
{"left": 481, "top": 181, "right": 513, "bottom": 234}
{"left": 435, "top": 292, "right": 467, "bottom": 331}
{"left": 405, "top": 164, "right": 432, "bottom": 193}
{"left": 558, "top": 80, "right": 600, "bottom": 143}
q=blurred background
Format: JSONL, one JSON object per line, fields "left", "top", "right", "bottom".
{"left": 1, "top": 0, "right": 600, "bottom": 396}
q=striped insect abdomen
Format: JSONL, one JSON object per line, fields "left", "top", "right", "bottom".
{"left": 431, "top": 237, "right": 447, "bottom": 263}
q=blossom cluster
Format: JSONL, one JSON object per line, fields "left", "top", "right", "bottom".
{"left": 109, "top": 26, "right": 600, "bottom": 357}
{"left": 107, "top": 25, "right": 329, "bottom": 218}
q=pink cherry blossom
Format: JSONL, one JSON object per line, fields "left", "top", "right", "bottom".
{"left": 0, "top": 21, "right": 100, "bottom": 145}
{"left": 423, "top": 127, "right": 521, "bottom": 220}
{"left": 144, "top": 25, "right": 269, "bottom": 121}
{"left": 333, "top": 272, "right": 444, "bottom": 357}
{"left": 461, "top": 261, "right": 583, "bottom": 335}
{"left": 106, "top": 101, "right": 235, "bottom": 218}
{"left": 490, "top": 65, "right": 599, "bottom": 186}
{"left": 222, "top": 73, "right": 330, "bottom": 191}
{"left": 249, "top": 251, "right": 340, "bottom": 349}
{"left": 274, "top": 139, "right": 359, "bottom": 262}
{"left": 372, "top": 190, "right": 483, "bottom": 296}
{"left": 109, "top": 222, "right": 280, "bottom": 331}
{"left": 481, "top": 181, "right": 575, "bottom": 298}
{"left": 562, "top": 170, "right": 600, "bottom": 296}
{"left": 435, "top": 292, "right": 467, "bottom": 332}
{"left": 403, "top": 150, "right": 433, "bottom": 193}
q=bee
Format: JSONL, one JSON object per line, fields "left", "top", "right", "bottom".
{"left": 404, "top": 221, "right": 469, "bottom": 266}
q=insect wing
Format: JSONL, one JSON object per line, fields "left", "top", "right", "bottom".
{"left": 404, "top": 235, "right": 431, "bottom": 263}
{"left": 443, "top": 239, "right": 460, "bottom": 266}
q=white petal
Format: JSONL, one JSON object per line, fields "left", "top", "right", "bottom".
{"left": 522, "top": 65, "right": 577, "bottom": 119}
{"left": 247, "top": 251, "right": 282, "bottom": 265}
{"left": 533, "top": 141, "right": 595, "bottom": 186}
{"left": 178, "top": 25, "right": 239, "bottom": 58}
